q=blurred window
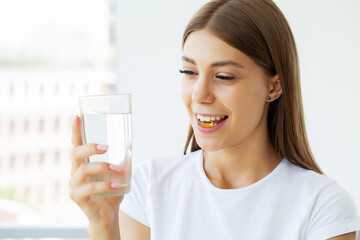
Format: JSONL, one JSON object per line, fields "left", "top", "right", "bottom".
{"left": 54, "top": 117, "right": 60, "bottom": 132}
{"left": 0, "top": 0, "right": 117, "bottom": 238}
{"left": 23, "top": 118, "right": 30, "bottom": 133}
{"left": 24, "top": 153, "right": 30, "bottom": 167}
{"left": 9, "top": 119, "right": 15, "bottom": 135}
{"left": 39, "top": 118, "right": 45, "bottom": 133}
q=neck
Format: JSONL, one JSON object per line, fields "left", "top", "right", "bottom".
{"left": 203, "top": 128, "right": 282, "bottom": 189}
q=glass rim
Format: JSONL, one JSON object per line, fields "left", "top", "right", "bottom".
{"left": 79, "top": 93, "right": 131, "bottom": 100}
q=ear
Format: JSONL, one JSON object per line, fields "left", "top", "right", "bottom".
{"left": 267, "top": 74, "right": 282, "bottom": 102}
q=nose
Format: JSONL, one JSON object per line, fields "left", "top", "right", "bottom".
{"left": 192, "top": 76, "right": 215, "bottom": 104}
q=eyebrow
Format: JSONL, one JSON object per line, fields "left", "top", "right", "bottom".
{"left": 181, "top": 55, "right": 244, "bottom": 68}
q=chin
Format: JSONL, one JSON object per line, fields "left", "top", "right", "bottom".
{"left": 195, "top": 137, "right": 225, "bottom": 152}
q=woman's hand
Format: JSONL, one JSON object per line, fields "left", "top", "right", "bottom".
{"left": 69, "top": 115, "right": 124, "bottom": 232}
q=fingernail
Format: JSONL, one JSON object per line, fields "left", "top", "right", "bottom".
{"left": 111, "top": 183, "right": 122, "bottom": 189}
{"left": 109, "top": 164, "right": 121, "bottom": 172}
{"left": 97, "top": 144, "right": 109, "bottom": 151}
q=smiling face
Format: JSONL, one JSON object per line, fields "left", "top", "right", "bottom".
{"left": 181, "top": 29, "right": 278, "bottom": 152}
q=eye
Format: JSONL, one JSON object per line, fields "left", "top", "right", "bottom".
{"left": 179, "top": 69, "right": 197, "bottom": 76}
{"left": 179, "top": 69, "right": 198, "bottom": 79}
{"left": 216, "top": 75, "right": 235, "bottom": 80}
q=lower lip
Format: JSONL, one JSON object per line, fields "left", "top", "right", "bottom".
{"left": 195, "top": 117, "right": 227, "bottom": 133}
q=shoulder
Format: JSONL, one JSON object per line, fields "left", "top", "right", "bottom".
{"left": 280, "top": 159, "right": 337, "bottom": 194}
{"left": 283, "top": 159, "right": 358, "bottom": 212}
{"left": 281, "top": 160, "right": 360, "bottom": 239}
{"left": 304, "top": 179, "right": 360, "bottom": 239}
{"left": 269, "top": 159, "right": 357, "bottom": 212}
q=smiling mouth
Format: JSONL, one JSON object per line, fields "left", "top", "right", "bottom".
{"left": 195, "top": 114, "right": 229, "bottom": 128}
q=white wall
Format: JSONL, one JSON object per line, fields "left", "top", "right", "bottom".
{"left": 115, "top": 0, "right": 360, "bottom": 210}
{"left": 115, "top": 0, "right": 208, "bottom": 162}
{"left": 274, "top": 0, "right": 360, "bottom": 211}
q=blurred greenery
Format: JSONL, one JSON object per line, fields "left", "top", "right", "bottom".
{"left": 0, "top": 187, "right": 40, "bottom": 212}
{"left": 0, "top": 187, "right": 15, "bottom": 200}
{"left": 0, "top": 56, "right": 48, "bottom": 66}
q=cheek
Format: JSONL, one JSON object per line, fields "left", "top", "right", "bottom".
{"left": 242, "top": 78, "right": 268, "bottom": 105}
{"left": 226, "top": 81, "right": 267, "bottom": 121}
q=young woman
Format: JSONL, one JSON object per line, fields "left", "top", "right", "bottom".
{"left": 70, "top": 0, "right": 360, "bottom": 239}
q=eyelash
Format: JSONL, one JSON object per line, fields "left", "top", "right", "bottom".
{"left": 179, "top": 69, "right": 235, "bottom": 80}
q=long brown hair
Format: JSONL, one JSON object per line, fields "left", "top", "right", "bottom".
{"left": 181, "top": 0, "right": 323, "bottom": 174}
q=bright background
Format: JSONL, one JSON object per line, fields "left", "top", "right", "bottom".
{"left": 0, "top": 0, "right": 359, "bottom": 237}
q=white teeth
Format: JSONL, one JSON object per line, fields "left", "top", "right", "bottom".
{"left": 196, "top": 114, "right": 227, "bottom": 121}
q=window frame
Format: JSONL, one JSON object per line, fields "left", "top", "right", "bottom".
{"left": 0, "top": 225, "right": 88, "bottom": 238}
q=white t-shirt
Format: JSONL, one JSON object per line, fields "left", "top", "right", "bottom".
{"left": 120, "top": 150, "right": 360, "bottom": 240}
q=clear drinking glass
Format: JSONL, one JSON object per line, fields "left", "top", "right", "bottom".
{"left": 79, "top": 94, "right": 132, "bottom": 196}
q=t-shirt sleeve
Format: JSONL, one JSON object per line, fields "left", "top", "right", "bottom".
{"left": 119, "top": 160, "right": 150, "bottom": 228}
{"left": 305, "top": 183, "right": 360, "bottom": 240}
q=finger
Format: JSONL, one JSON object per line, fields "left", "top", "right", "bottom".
{"left": 70, "top": 181, "right": 123, "bottom": 206}
{"left": 70, "top": 162, "right": 123, "bottom": 186}
{"left": 71, "top": 115, "right": 82, "bottom": 147}
{"left": 71, "top": 143, "right": 109, "bottom": 176}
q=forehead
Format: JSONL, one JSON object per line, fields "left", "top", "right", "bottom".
{"left": 182, "top": 29, "right": 249, "bottom": 64}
